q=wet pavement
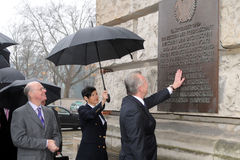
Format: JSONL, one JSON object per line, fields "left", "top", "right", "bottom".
{"left": 61, "top": 129, "right": 119, "bottom": 160}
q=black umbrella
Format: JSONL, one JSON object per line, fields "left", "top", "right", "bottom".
{"left": 0, "top": 67, "right": 25, "bottom": 89}
{"left": 0, "top": 78, "right": 61, "bottom": 109}
{"left": 0, "top": 32, "right": 17, "bottom": 50}
{"left": 0, "top": 55, "right": 10, "bottom": 69}
{"left": 0, "top": 48, "right": 10, "bottom": 63}
{"left": 46, "top": 25, "right": 144, "bottom": 94}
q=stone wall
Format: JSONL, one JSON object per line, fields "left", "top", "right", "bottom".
{"left": 96, "top": 0, "right": 240, "bottom": 117}
{"left": 105, "top": 114, "right": 240, "bottom": 160}
{"left": 219, "top": 0, "right": 240, "bottom": 117}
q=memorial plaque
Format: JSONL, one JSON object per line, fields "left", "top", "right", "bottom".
{"left": 158, "top": 0, "right": 219, "bottom": 113}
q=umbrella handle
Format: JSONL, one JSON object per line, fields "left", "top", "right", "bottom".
{"left": 106, "top": 93, "right": 110, "bottom": 103}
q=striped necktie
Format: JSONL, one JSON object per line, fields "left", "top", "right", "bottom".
{"left": 37, "top": 107, "right": 45, "bottom": 127}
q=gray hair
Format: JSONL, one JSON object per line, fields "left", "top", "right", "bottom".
{"left": 124, "top": 71, "right": 144, "bottom": 95}
{"left": 24, "top": 81, "right": 38, "bottom": 99}
{"left": 24, "top": 84, "right": 31, "bottom": 99}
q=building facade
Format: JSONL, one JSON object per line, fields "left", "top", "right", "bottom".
{"left": 94, "top": 0, "right": 240, "bottom": 159}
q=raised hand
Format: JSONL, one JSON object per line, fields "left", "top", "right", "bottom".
{"left": 101, "top": 90, "right": 109, "bottom": 105}
{"left": 172, "top": 69, "right": 185, "bottom": 89}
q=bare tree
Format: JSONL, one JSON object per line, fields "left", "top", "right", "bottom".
{"left": 9, "top": 22, "right": 46, "bottom": 79}
{"left": 11, "top": 0, "right": 97, "bottom": 98}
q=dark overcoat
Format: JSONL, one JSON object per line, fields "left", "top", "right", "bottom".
{"left": 119, "top": 89, "right": 170, "bottom": 160}
{"left": 76, "top": 103, "right": 108, "bottom": 160}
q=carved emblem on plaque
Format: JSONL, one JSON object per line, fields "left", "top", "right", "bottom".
{"left": 175, "top": 0, "right": 197, "bottom": 23}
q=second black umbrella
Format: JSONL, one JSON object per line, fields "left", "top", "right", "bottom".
{"left": 0, "top": 32, "right": 17, "bottom": 50}
{"left": 0, "top": 78, "right": 61, "bottom": 109}
{"left": 0, "top": 55, "right": 10, "bottom": 69}
{"left": 0, "top": 67, "right": 25, "bottom": 89}
{"left": 0, "top": 48, "right": 10, "bottom": 63}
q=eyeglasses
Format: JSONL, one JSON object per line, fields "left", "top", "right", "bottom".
{"left": 33, "top": 87, "right": 46, "bottom": 92}
{"left": 40, "top": 87, "right": 46, "bottom": 91}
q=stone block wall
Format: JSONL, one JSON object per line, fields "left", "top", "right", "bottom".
{"left": 106, "top": 114, "right": 240, "bottom": 160}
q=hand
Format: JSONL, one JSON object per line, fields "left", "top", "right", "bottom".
{"left": 47, "top": 139, "right": 59, "bottom": 153}
{"left": 101, "top": 90, "right": 108, "bottom": 105}
{"left": 172, "top": 69, "right": 185, "bottom": 89}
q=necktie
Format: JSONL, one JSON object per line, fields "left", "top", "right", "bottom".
{"left": 37, "top": 107, "right": 45, "bottom": 127}
{"left": 4, "top": 108, "right": 9, "bottom": 120}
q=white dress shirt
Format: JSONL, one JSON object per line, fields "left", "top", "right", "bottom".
{"left": 28, "top": 101, "right": 45, "bottom": 119}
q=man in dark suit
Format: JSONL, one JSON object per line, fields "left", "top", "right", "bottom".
{"left": 119, "top": 69, "right": 185, "bottom": 160}
{"left": 75, "top": 86, "right": 108, "bottom": 160}
{"left": 11, "top": 81, "right": 61, "bottom": 160}
{"left": 0, "top": 108, "right": 17, "bottom": 159}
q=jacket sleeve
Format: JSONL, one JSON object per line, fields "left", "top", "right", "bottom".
{"left": 50, "top": 109, "right": 61, "bottom": 149}
{"left": 144, "top": 88, "right": 170, "bottom": 109}
{"left": 78, "top": 103, "right": 105, "bottom": 121}
{"left": 121, "top": 101, "right": 146, "bottom": 160}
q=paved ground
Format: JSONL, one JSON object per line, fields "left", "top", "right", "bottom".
{"left": 61, "top": 129, "right": 119, "bottom": 160}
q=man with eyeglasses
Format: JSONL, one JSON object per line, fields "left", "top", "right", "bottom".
{"left": 11, "top": 81, "right": 61, "bottom": 160}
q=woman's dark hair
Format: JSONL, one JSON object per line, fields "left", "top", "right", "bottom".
{"left": 81, "top": 86, "right": 96, "bottom": 98}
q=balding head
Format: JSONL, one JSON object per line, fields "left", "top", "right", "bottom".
{"left": 24, "top": 81, "right": 47, "bottom": 105}
{"left": 24, "top": 81, "right": 39, "bottom": 98}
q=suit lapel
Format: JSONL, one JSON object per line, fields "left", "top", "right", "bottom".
{"left": 128, "top": 95, "right": 150, "bottom": 116}
{"left": 86, "top": 104, "right": 106, "bottom": 127}
{"left": 26, "top": 103, "right": 44, "bottom": 129}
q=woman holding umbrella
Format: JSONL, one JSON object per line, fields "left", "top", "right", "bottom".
{"left": 75, "top": 86, "right": 108, "bottom": 160}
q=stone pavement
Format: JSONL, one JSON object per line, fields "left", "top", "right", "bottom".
{"left": 61, "top": 129, "right": 119, "bottom": 160}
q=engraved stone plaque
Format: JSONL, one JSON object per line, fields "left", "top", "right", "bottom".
{"left": 158, "top": 0, "right": 219, "bottom": 113}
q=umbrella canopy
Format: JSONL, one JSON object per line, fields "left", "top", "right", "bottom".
{"left": 0, "top": 32, "right": 17, "bottom": 50}
{"left": 0, "top": 55, "right": 10, "bottom": 69}
{"left": 47, "top": 25, "right": 144, "bottom": 65}
{"left": 46, "top": 25, "right": 144, "bottom": 92}
{"left": 0, "top": 48, "right": 10, "bottom": 63}
{"left": 0, "top": 67, "right": 25, "bottom": 89}
{"left": 0, "top": 78, "right": 61, "bottom": 109}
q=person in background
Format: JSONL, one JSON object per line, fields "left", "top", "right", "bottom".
{"left": 0, "top": 107, "right": 17, "bottom": 159}
{"left": 11, "top": 81, "right": 61, "bottom": 160}
{"left": 119, "top": 69, "right": 185, "bottom": 160}
{"left": 75, "top": 86, "right": 108, "bottom": 160}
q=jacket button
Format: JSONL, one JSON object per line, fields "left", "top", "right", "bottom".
{"left": 98, "top": 145, "right": 101, "bottom": 148}
{"left": 103, "top": 136, "right": 106, "bottom": 139}
{"left": 103, "top": 146, "right": 106, "bottom": 149}
{"left": 99, "top": 135, "right": 102, "bottom": 138}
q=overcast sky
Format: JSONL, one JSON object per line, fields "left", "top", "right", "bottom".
{"left": 0, "top": 0, "right": 87, "bottom": 34}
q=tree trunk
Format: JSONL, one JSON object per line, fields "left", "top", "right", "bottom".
{"left": 63, "top": 82, "right": 71, "bottom": 98}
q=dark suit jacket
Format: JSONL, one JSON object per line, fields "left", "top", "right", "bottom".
{"left": 76, "top": 103, "right": 108, "bottom": 160}
{"left": 0, "top": 108, "right": 17, "bottom": 159}
{"left": 11, "top": 102, "right": 61, "bottom": 160}
{"left": 119, "top": 89, "right": 170, "bottom": 160}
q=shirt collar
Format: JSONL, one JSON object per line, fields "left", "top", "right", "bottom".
{"left": 88, "top": 103, "right": 95, "bottom": 108}
{"left": 28, "top": 101, "right": 41, "bottom": 111}
{"left": 132, "top": 95, "right": 145, "bottom": 106}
